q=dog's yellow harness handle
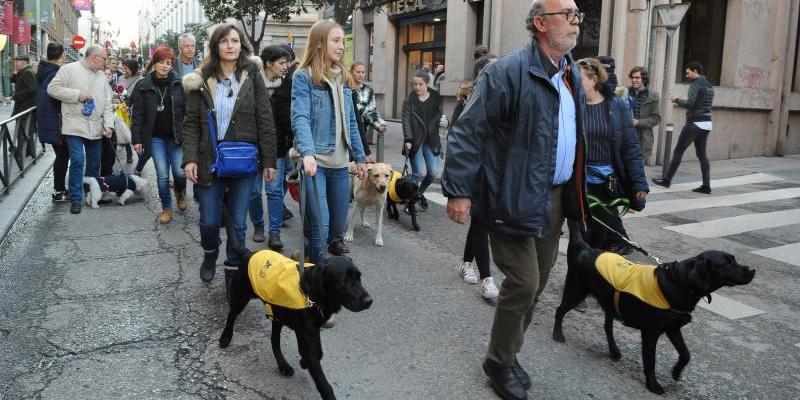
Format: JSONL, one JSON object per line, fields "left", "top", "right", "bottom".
{"left": 248, "top": 250, "right": 315, "bottom": 318}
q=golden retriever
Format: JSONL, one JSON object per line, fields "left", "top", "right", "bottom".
{"left": 344, "top": 162, "right": 393, "bottom": 246}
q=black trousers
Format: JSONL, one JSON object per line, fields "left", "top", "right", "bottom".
{"left": 463, "top": 216, "right": 491, "bottom": 279}
{"left": 52, "top": 139, "right": 69, "bottom": 192}
{"left": 586, "top": 182, "right": 628, "bottom": 250}
{"left": 664, "top": 123, "right": 711, "bottom": 187}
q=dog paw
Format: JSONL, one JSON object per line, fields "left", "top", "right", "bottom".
{"left": 552, "top": 329, "right": 565, "bottom": 343}
{"left": 91, "top": 205, "right": 100, "bottom": 209}
{"left": 610, "top": 347, "right": 622, "bottom": 361}
{"left": 375, "top": 237, "right": 383, "bottom": 246}
{"left": 343, "top": 233, "right": 353, "bottom": 242}
{"left": 412, "top": 224, "right": 420, "bottom": 231}
{"left": 218, "top": 333, "right": 232, "bottom": 348}
{"left": 300, "top": 358, "right": 308, "bottom": 370}
{"left": 672, "top": 365, "right": 685, "bottom": 381}
{"left": 278, "top": 363, "right": 294, "bottom": 377}
{"left": 361, "top": 221, "right": 371, "bottom": 228}
{"left": 646, "top": 379, "right": 665, "bottom": 395}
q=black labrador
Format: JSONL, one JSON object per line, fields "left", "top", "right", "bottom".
{"left": 553, "top": 220, "right": 755, "bottom": 394}
{"left": 218, "top": 217, "right": 373, "bottom": 400}
{"left": 385, "top": 175, "right": 421, "bottom": 231}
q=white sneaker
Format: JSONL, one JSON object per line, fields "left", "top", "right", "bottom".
{"left": 458, "top": 261, "right": 478, "bottom": 284}
{"left": 480, "top": 277, "right": 499, "bottom": 299}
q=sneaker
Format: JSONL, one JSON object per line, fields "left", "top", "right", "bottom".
{"left": 159, "top": 209, "right": 172, "bottom": 224}
{"left": 51, "top": 191, "right": 69, "bottom": 202}
{"left": 328, "top": 239, "right": 350, "bottom": 255}
{"left": 175, "top": 192, "right": 188, "bottom": 212}
{"left": 480, "top": 277, "right": 499, "bottom": 299}
{"left": 457, "top": 261, "right": 479, "bottom": 284}
{"left": 70, "top": 201, "right": 81, "bottom": 214}
{"left": 417, "top": 194, "right": 428, "bottom": 210}
{"left": 692, "top": 186, "right": 711, "bottom": 194}
{"left": 252, "top": 225, "right": 265, "bottom": 242}
{"left": 651, "top": 177, "right": 671, "bottom": 188}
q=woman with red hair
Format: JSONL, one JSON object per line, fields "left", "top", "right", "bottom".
{"left": 131, "top": 46, "right": 188, "bottom": 224}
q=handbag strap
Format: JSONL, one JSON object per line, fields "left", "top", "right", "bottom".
{"left": 206, "top": 107, "right": 219, "bottom": 158}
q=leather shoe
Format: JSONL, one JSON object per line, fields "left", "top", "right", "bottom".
{"left": 253, "top": 225, "right": 265, "bottom": 242}
{"left": 692, "top": 185, "right": 711, "bottom": 194}
{"left": 70, "top": 201, "right": 81, "bottom": 214}
{"left": 651, "top": 178, "right": 671, "bottom": 188}
{"left": 200, "top": 249, "right": 218, "bottom": 282}
{"left": 483, "top": 359, "right": 528, "bottom": 400}
{"left": 513, "top": 359, "right": 531, "bottom": 390}
{"left": 327, "top": 239, "right": 350, "bottom": 255}
{"left": 268, "top": 232, "right": 284, "bottom": 250}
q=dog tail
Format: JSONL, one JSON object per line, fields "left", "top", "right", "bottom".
{"left": 222, "top": 207, "right": 252, "bottom": 262}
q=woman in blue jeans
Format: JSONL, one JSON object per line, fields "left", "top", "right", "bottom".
{"left": 248, "top": 45, "right": 294, "bottom": 247}
{"left": 182, "top": 24, "right": 276, "bottom": 285}
{"left": 402, "top": 70, "right": 445, "bottom": 210}
{"left": 131, "top": 47, "right": 187, "bottom": 224}
{"left": 292, "top": 20, "right": 367, "bottom": 264}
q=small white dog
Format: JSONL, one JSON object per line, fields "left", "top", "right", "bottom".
{"left": 83, "top": 175, "right": 148, "bottom": 209}
{"left": 344, "top": 162, "right": 393, "bottom": 246}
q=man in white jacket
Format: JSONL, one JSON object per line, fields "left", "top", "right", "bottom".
{"left": 47, "top": 45, "right": 115, "bottom": 214}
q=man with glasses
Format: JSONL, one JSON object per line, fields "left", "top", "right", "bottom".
{"left": 442, "top": 1, "right": 587, "bottom": 399}
{"left": 47, "top": 45, "right": 115, "bottom": 214}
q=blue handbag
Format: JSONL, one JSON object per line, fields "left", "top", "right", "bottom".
{"left": 207, "top": 107, "right": 259, "bottom": 177}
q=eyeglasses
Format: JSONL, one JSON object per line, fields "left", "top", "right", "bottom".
{"left": 577, "top": 58, "right": 597, "bottom": 72}
{"left": 539, "top": 10, "right": 584, "bottom": 24}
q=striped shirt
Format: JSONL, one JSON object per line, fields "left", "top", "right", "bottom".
{"left": 585, "top": 102, "right": 613, "bottom": 165}
{"left": 214, "top": 74, "right": 240, "bottom": 141}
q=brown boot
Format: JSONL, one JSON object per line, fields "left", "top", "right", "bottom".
{"left": 159, "top": 209, "right": 172, "bottom": 224}
{"left": 176, "top": 192, "right": 188, "bottom": 211}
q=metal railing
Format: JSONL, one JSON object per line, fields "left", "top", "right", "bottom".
{"left": 0, "top": 106, "right": 42, "bottom": 197}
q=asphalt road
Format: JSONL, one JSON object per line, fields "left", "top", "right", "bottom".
{"left": 0, "top": 125, "right": 799, "bottom": 399}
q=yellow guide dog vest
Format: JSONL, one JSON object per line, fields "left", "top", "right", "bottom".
{"left": 595, "top": 253, "right": 670, "bottom": 311}
{"left": 388, "top": 170, "right": 403, "bottom": 203}
{"left": 247, "top": 250, "right": 315, "bottom": 318}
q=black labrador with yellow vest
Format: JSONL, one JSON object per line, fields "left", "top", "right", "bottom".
{"left": 218, "top": 216, "right": 372, "bottom": 400}
{"left": 553, "top": 220, "right": 754, "bottom": 394}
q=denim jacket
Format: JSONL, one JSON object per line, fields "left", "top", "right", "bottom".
{"left": 291, "top": 68, "right": 366, "bottom": 163}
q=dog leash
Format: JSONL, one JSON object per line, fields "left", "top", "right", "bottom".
{"left": 587, "top": 197, "right": 670, "bottom": 266}
{"left": 297, "top": 168, "right": 324, "bottom": 275}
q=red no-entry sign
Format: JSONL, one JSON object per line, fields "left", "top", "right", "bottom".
{"left": 72, "top": 35, "right": 86, "bottom": 50}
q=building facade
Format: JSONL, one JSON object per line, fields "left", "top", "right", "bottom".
{"left": 353, "top": 0, "right": 800, "bottom": 162}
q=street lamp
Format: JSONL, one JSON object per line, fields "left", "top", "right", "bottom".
{"left": 654, "top": 1, "right": 690, "bottom": 175}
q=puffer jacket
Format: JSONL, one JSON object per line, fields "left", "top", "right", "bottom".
{"left": 441, "top": 41, "right": 589, "bottom": 238}
{"left": 35, "top": 60, "right": 61, "bottom": 144}
{"left": 131, "top": 70, "right": 186, "bottom": 149}
{"left": 677, "top": 75, "right": 714, "bottom": 123}
{"left": 402, "top": 88, "right": 443, "bottom": 156}
{"left": 605, "top": 95, "right": 649, "bottom": 210}
{"left": 181, "top": 60, "right": 277, "bottom": 186}
{"left": 47, "top": 61, "right": 114, "bottom": 140}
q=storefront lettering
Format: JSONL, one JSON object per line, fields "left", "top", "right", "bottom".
{"left": 389, "top": 0, "right": 425, "bottom": 15}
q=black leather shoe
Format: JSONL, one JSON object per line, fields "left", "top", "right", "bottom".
{"left": 692, "top": 186, "right": 711, "bottom": 194}
{"left": 327, "top": 239, "right": 350, "bottom": 255}
{"left": 200, "top": 249, "right": 218, "bottom": 282}
{"left": 70, "top": 202, "right": 81, "bottom": 214}
{"left": 268, "top": 233, "right": 284, "bottom": 250}
{"left": 483, "top": 359, "right": 528, "bottom": 400}
{"left": 513, "top": 359, "right": 531, "bottom": 390}
{"left": 252, "top": 225, "right": 265, "bottom": 242}
{"left": 651, "top": 178, "right": 671, "bottom": 188}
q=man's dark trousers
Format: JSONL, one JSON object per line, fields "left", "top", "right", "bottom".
{"left": 486, "top": 186, "right": 564, "bottom": 365}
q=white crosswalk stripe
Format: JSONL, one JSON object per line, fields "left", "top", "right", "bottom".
{"left": 664, "top": 209, "right": 800, "bottom": 238}
{"left": 752, "top": 243, "right": 800, "bottom": 267}
{"left": 627, "top": 187, "right": 800, "bottom": 218}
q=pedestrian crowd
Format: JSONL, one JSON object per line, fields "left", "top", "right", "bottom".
{"left": 14, "top": 0, "right": 717, "bottom": 398}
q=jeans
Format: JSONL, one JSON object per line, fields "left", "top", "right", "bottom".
{"left": 135, "top": 147, "right": 151, "bottom": 173}
{"left": 196, "top": 174, "right": 257, "bottom": 268}
{"left": 65, "top": 136, "right": 101, "bottom": 204}
{"left": 267, "top": 157, "right": 293, "bottom": 233}
{"left": 52, "top": 140, "right": 69, "bottom": 192}
{"left": 664, "top": 123, "right": 711, "bottom": 187}
{"left": 304, "top": 166, "right": 350, "bottom": 264}
{"left": 410, "top": 144, "right": 439, "bottom": 193}
{"left": 463, "top": 216, "right": 491, "bottom": 279}
{"left": 249, "top": 177, "right": 266, "bottom": 227}
{"left": 150, "top": 137, "right": 187, "bottom": 210}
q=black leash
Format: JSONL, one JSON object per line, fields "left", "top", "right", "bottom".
{"left": 588, "top": 196, "right": 670, "bottom": 265}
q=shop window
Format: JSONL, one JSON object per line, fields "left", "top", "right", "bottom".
{"left": 676, "top": 0, "right": 727, "bottom": 85}
{"left": 572, "top": 0, "right": 602, "bottom": 60}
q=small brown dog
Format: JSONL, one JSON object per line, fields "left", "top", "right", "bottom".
{"left": 345, "top": 162, "right": 392, "bottom": 246}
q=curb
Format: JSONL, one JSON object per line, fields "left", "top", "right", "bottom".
{"left": 0, "top": 152, "right": 55, "bottom": 245}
